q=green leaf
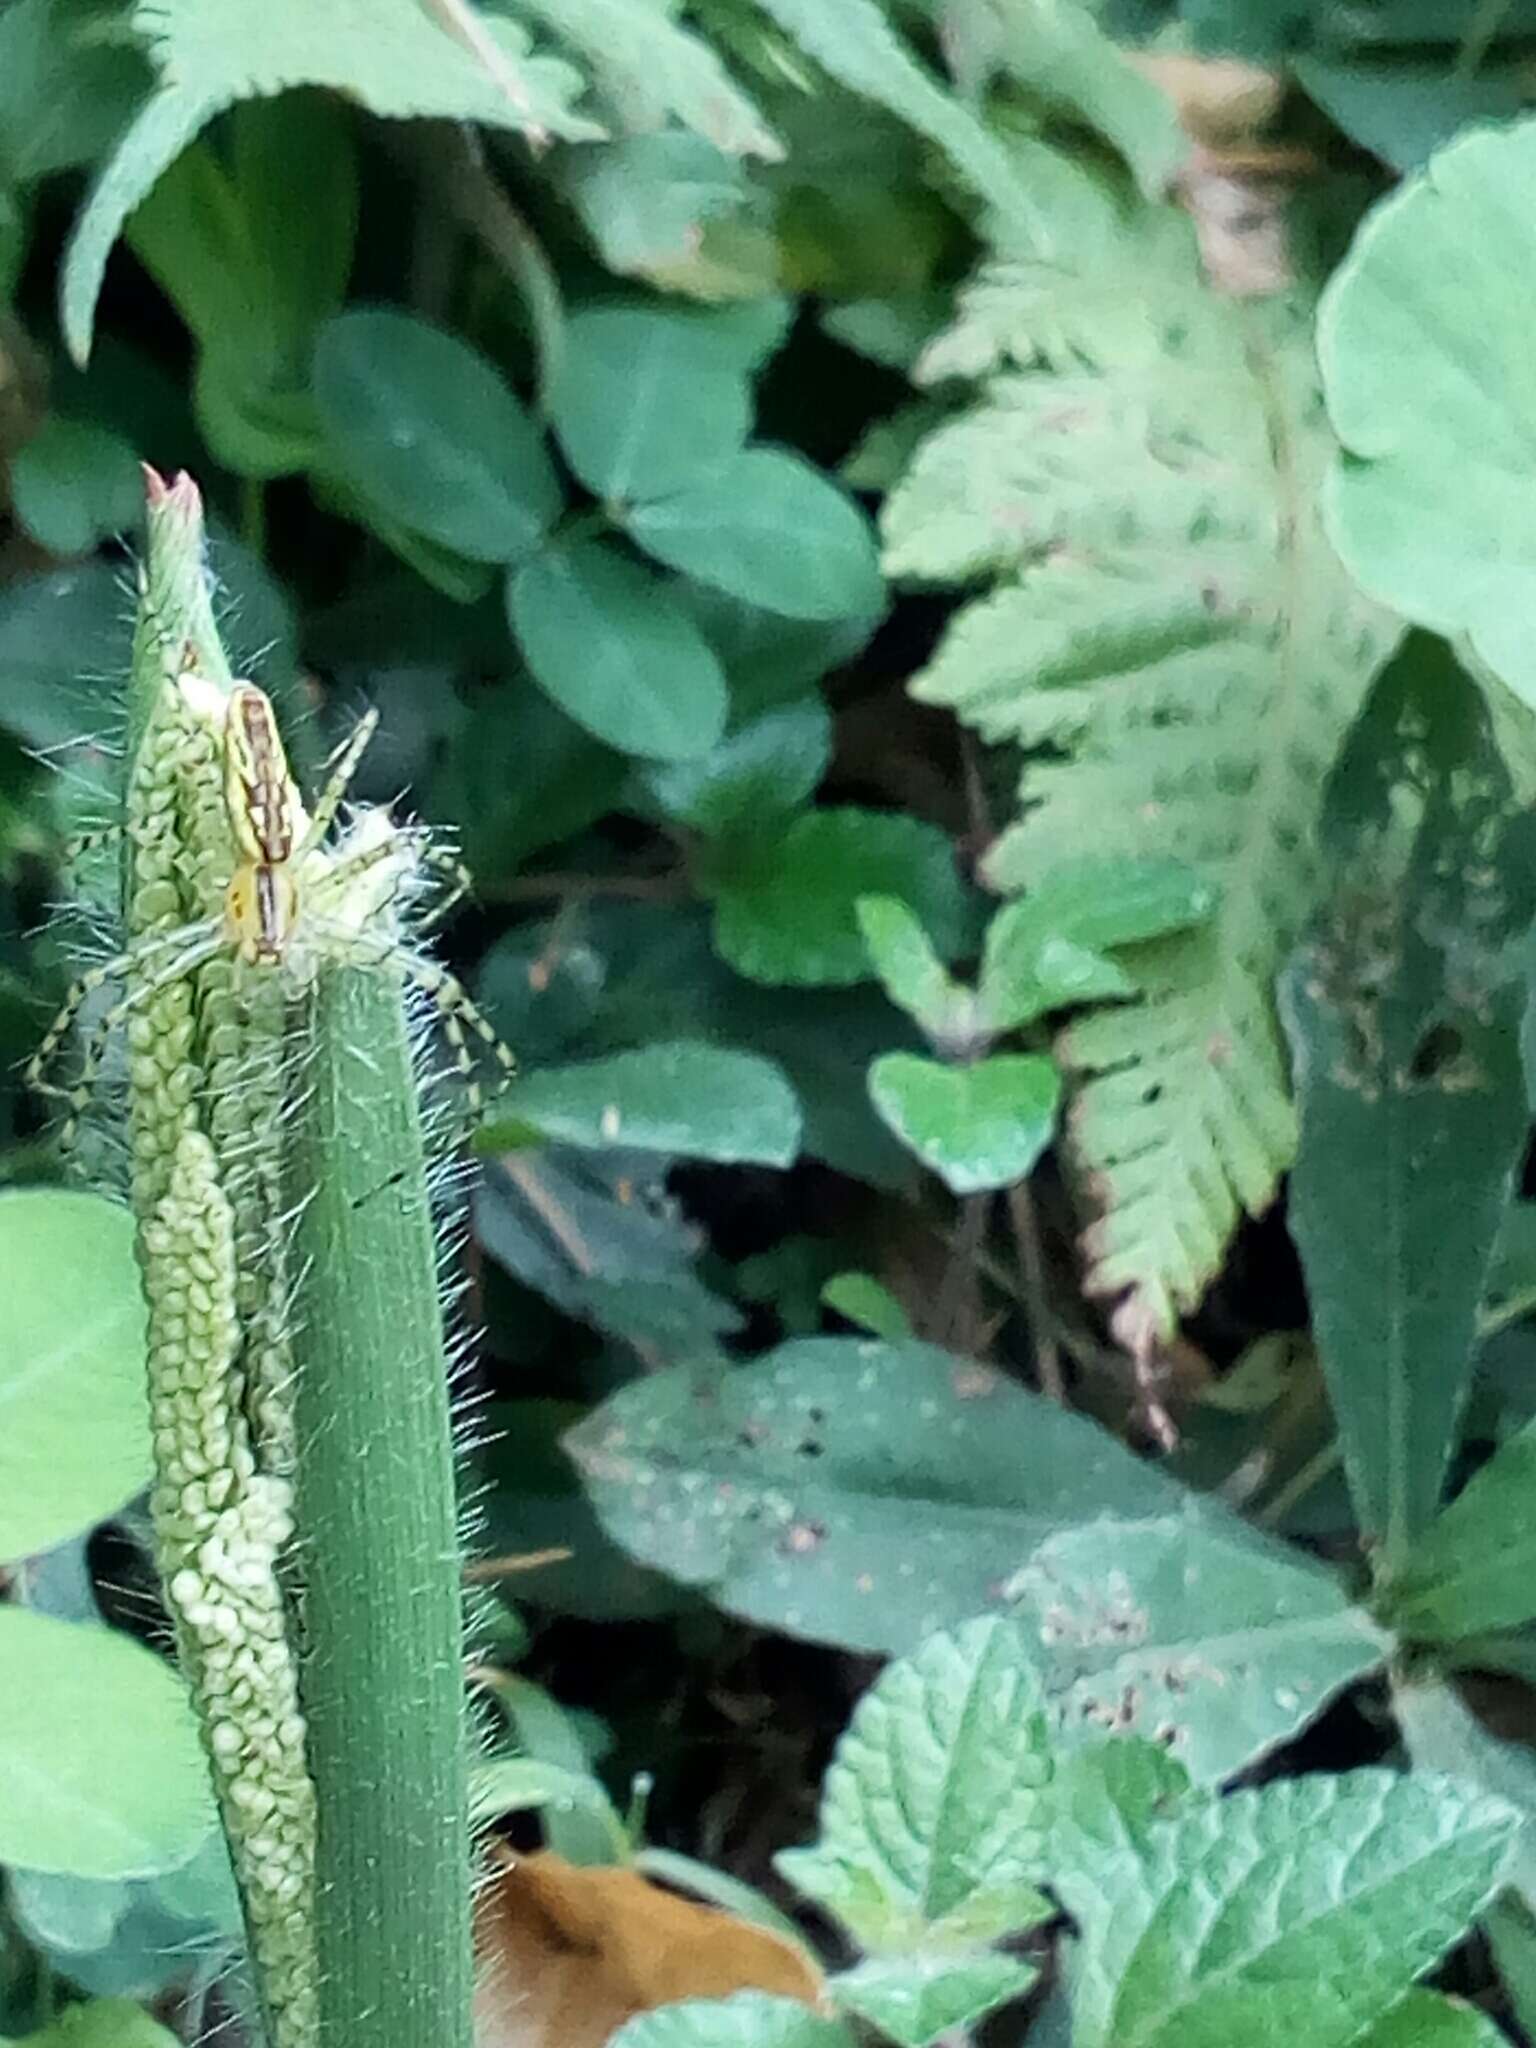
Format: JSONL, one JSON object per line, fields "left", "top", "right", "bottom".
{"left": 467, "top": 1756, "right": 628, "bottom": 1858}
{"left": 641, "top": 699, "right": 832, "bottom": 836}
{"left": 1357, "top": 1992, "right": 1513, "bottom": 2048}
{"left": 0, "top": 0, "right": 147, "bottom": 187}
{"left": 956, "top": 0, "right": 1186, "bottom": 197}
{"left": 1320, "top": 118, "right": 1536, "bottom": 706}
{"left": 608, "top": 1993, "right": 853, "bottom": 2048}
{"left": 710, "top": 808, "right": 968, "bottom": 988}
{"left": 1058, "top": 1768, "right": 1517, "bottom": 2048}
{"left": 1295, "top": 55, "right": 1531, "bottom": 174}
{"left": 820, "top": 1272, "right": 912, "bottom": 1340}
{"left": 314, "top": 309, "right": 562, "bottom": 563}
{"left": 856, "top": 896, "right": 974, "bottom": 1042}
{"left": 550, "top": 306, "right": 752, "bottom": 503}
{"left": 481, "top": 1042, "right": 802, "bottom": 1167}
{"left": 558, "top": 134, "right": 764, "bottom": 289}
{"left": 627, "top": 449, "right": 885, "bottom": 623}
{"left": 127, "top": 93, "right": 356, "bottom": 477}
{"left": 20, "top": 1997, "right": 182, "bottom": 2048}
{"left": 0, "top": 1609, "right": 214, "bottom": 1879}
{"left": 566, "top": 1337, "right": 1201, "bottom": 1653}
{"left": 885, "top": 149, "right": 1392, "bottom": 1349}
{"left": 1394, "top": 1673, "right": 1536, "bottom": 1910}
{"left": 977, "top": 859, "right": 1216, "bottom": 1035}
{"left": 509, "top": 538, "right": 728, "bottom": 762}
{"left": 749, "top": 0, "right": 1046, "bottom": 246}
{"left": 1009, "top": 1510, "right": 1387, "bottom": 1784}
{"left": 1385, "top": 1417, "right": 1536, "bottom": 1640}
{"left": 61, "top": 0, "right": 596, "bottom": 364}
{"left": 868, "top": 1052, "right": 1061, "bottom": 1195}
{"left": 512, "top": 0, "right": 780, "bottom": 158}
{"left": 831, "top": 1952, "right": 1038, "bottom": 2047}
{"left": 10, "top": 418, "right": 141, "bottom": 556}
{"left": 1280, "top": 638, "right": 1534, "bottom": 1569}
{"left": 0, "top": 1192, "right": 151, "bottom": 1561}
{"left": 777, "top": 1618, "right": 1055, "bottom": 1949}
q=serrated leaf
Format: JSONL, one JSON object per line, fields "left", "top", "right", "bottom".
{"left": 1385, "top": 1417, "right": 1536, "bottom": 1642}
{"left": 627, "top": 449, "right": 886, "bottom": 623}
{"left": 1010, "top": 1509, "right": 1386, "bottom": 1784}
{"left": 868, "top": 1052, "right": 1060, "bottom": 1195}
{"left": 0, "top": 1193, "right": 151, "bottom": 1561}
{"left": 481, "top": 1041, "right": 802, "bottom": 1167}
{"left": 61, "top": 0, "right": 598, "bottom": 364}
{"left": 1281, "top": 638, "right": 1534, "bottom": 1569}
{"left": 608, "top": 1993, "right": 852, "bottom": 2048}
{"left": 314, "top": 308, "right": 562, "bottom": 563}
{"left": 750, "top": 0, "right": 1047, "bottom": 246}
{"left": 1320, "top": 118, "right": 1536, "bottom": 707}
{"left": 710, "top": 808, "right": 968, "bottom": 987}
{"left": 509, "top": 538, "right": 728, "bottom": 762}
{"left": 1394, "top": 1674, "right": 1536, "bottom": 1909}
{"left": 0, "top": 1609, "right": 215, "bottom": 1879}
{"left": 642, "top": 699, "right": 832, "bottom": 836}
{"left": 515, "top": 0, "right": 780, "bottom": 157}
{"left": 550, "top": 306, "right": 752, "bottom": 503}
{"left": 11, "top": 418, "right": 141, "bottom": 556}
{"left": 831, "top": 1951, "right": 1039, "bottom": 2047}
{"left": 777, "top": 1618, "right": 1055, "bottom": 1949}
{"left": 1058, "top": 1768, "right": 1517, "bottom": 2048}
{"left": 884, "top": 153, "right": 1392, "bottom": 1349}
{"left": 856, "top": 896, "right": 973, "bottom": 1041}
{"left": 566, "top": 1337, "right": 1201, "bottom": 1653}
{"left": 0, "top": 0, "right": 147, "bottom": 187}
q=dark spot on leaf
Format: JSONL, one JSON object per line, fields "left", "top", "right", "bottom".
{"left": 1408, "top": 1021, "right": 1463, "bottom": 1084}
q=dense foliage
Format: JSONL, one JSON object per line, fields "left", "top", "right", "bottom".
{"left": 7, "top": 3, "right": 1536, "bottom": 2045}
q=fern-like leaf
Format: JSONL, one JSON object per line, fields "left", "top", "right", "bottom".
{"left": 883, "top": 150, "right": 1393, "bottom": 1353}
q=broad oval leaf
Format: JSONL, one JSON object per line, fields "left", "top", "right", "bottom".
{"left": 313, "top": 308, "right": 563, "bottom": 564}
{"left": 509, "top": 539, "right": 728, "bottom": 763}
{"left": 627, "top": 450, "right": 885, "bottom": 622}
{"left": 1059, "top": 1768, "right": 1517, "bottom": 2048}
{"left": 609, "top": 1993, "right": 852, "bottom": 2048}
{"left": 0, "top": 1191, "right": 150, "bottom": 1561}
{"left": 1279, "top": 638, "right": 1532, "bottom": 1569}
{"left": 482, "top": 1041, "right": 802, "bottom": 1167}
{"left": 11, "top": 418, "right": 141, "bottom": 556}
{"left": 0, "top": 1608, "right": 214, "bottom": 1878}
{"left": 856, "top": 897, "right": 971, "bottom": 1041}
{"left": 710, "top": 808, "right": 969, "bottom": 988}
{"left": 641, "top": 699, "right": 832, "bottom": 837}
{"left": 867, "top": 1051, "right": 1060, "bottom": 1195}
{"left": 776, "top": 1617, "right": 1054, "bottom": 1950}
{"left": 551, "top": 306, "right": 752, "bottom": 503}
{"left": 565, "top": 1337, "right": 1199, "bottom": 1653}
{"left": 1321, "top": 118, "right": 1536, "bottom": 707}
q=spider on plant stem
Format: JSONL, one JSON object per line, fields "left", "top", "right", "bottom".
{"left": 28, "top": 675, "right": 515, "bottom": 1144}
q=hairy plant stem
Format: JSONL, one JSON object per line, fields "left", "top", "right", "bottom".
{"left": 290, "top": 964, "right": 473, "bottom": 2048}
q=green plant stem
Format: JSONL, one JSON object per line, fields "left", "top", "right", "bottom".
{"left": 291, "top": 964, "right": 472, "bottom": 2048}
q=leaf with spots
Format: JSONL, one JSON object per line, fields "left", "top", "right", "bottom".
{"left": 565, "top": 1338, "right": 1197, "bottom": 1654}
{"left": 1280, "top": 635, "right": 1536, "bottom": 1571}
{"left": 1008, "top": 1509, "right": 1387, "bottom": 1785}
{"left": 882, "top": 142, "right": 1394, "bottom": 1352}
{"left": 776, "top": 1617, "right": 1056, "bottom": 1951}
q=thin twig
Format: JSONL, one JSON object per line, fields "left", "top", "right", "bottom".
{"left": 1006, "top": 1178, "right": 1065, "bottom": 1403}
{"left": 462, "top": 1547, "right": 573, "bottom": 1584}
